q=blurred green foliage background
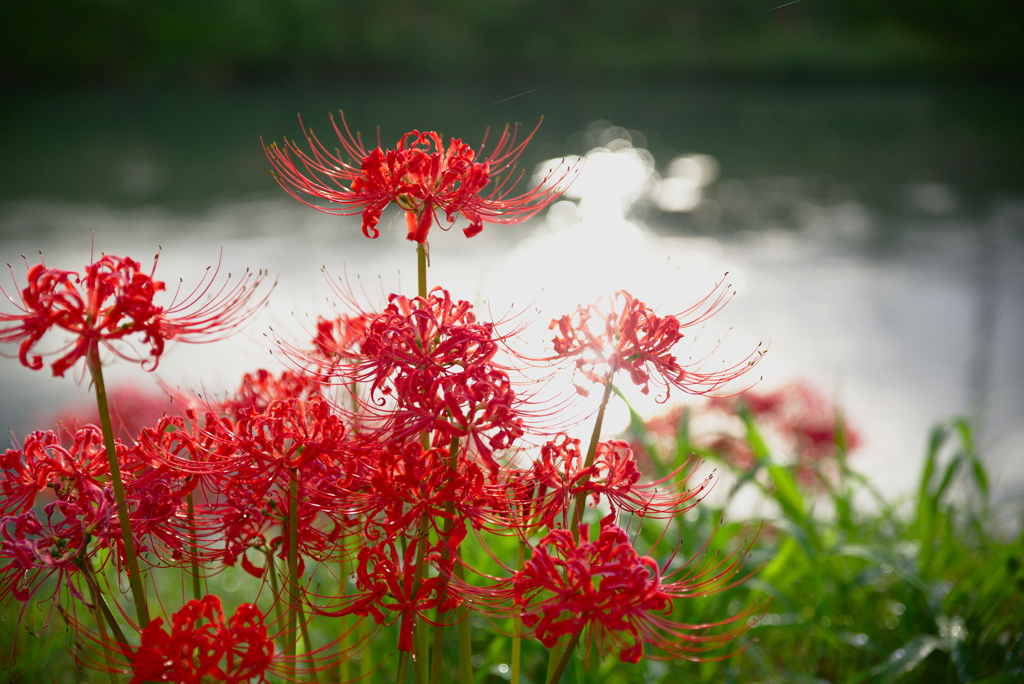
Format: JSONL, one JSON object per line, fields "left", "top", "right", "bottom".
{"left": 3, "top": 0, "right": 1021, "bottom": 86}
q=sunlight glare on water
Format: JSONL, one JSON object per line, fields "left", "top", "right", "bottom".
{"left": 0, "top": 117, "right": 1021, "bottom": 508}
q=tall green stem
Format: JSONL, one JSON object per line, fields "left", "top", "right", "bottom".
{"left": 287, "top": 469, "right": 300, "bottom": 681}
{"left": 296, "top": 601, "right": 320, "bottom": 684}
{"left": 186, "top": 490, "right": 201, "bottom": 602}
{"left": 411, "top": 511, "right": 430, "bottom": 684}
{"left": 417, "top": 243, "right": 428, "bottom": 299}
{"left": 360, "top": 615, "right": 374, "bottom": 679}
{"left": 510, "top": 538, "right": 527, "bottom": 684}
{"left": 547, "top": 629, "right": 583, "bottom": 684}
{"left": 88, "top": 346, "right": 149, "bottom": 628}
{"left": 570, "top": 376, "right": 615, "bottom": 542}
{"left": 396, "top": 651, "right": 410, "bottom": 684}
{"left": 337, "top": 535, "right": 351, "bottom": 684}
{"left": 266, "top": 552, "right": 286, "bottom": 628}
{"left": 546, "top": 375, "right": 615, "bottom": 681}
{"left": 86, "top": 574, "right": 122, "bottom": 684}
{"left": 430, "top": 438, "right": 469, "bottom": 684}
{"left": 453, "top": 556, "right": 473, "bottom": 684}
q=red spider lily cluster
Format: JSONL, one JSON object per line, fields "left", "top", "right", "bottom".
{"left": 127, "top": 595, "right": 275, "bottom": 684}
{"left": 0, "top": 114, "right": 769, "bottom": 684}
{"left": 0, "top": 251, "right": 270, "bottom": 377}
{"left": 264, "top": 113, "right": 576, "bottom": 243}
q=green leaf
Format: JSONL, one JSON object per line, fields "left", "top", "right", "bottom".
{"left": 972, "top": 676, "right": 1021, "bottom": 684}
{"left": 845, "top": 634, "right": 944, "bottom": 684}
{"left": 767, "top": 464, "right": 806, "bottom": 524}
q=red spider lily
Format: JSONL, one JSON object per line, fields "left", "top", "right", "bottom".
{"left": 1, "top": 425, "right": 121, "bottom": 516}
{"left": 144, "top": 397, "right": 358, "bottom": 572}
{"left": 0, "top": 251, "right": 271, "bottom": 377}
{"left": 497, "top": 436, "right": 710, "bottom": 533}
{"left": 504, "top": 515, "right": 763, "bottom": 664}
{"left": 506, "top": 434, "right": 584, "bottom": 531}
{"left": 341, "top": 538, "right": 459, "bottom": 653}
{"left": 0, "top": 480, "right": 116, "bottom": 604}
{"left": 549, "top": 285, "right": 764, "bottom": 401}
{"left": 319, "top": 287, "right": 526, "bottom": 477}
{"left": 731, "top": 380, "right": 861, "bottom": 462}
{"left": 264, "top": 112, "right": 574, "bottom": 243}
{"left": 128, "top": 595, "right": 275, "bottom": 684}
{"left": 224, "top": 395, "right": 351, "bottom": 497}
{"left": 351, "top": 440, "right": 489, "bottom": 547}
{"left": 578, "top": 440, "right": 713, "bottom": 521}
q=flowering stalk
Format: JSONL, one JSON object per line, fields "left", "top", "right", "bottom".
{"left": 418, "top": 244, "right": 428, "bottom": 301}
{"left": 186, "top": 490, "right": 201, "bottom": 602}
{"left": 86, "top": 576, "right": 122, "bottom": 684}
{"left": 337, "top": 538, "right": 351, "bottom": 684}
{"left": 510, "top": 537, "right": 527, "bottom": 684}
{"left": 287, "top": 468, "right": 300, "bottom": 681}
{"left": 453, "top": 559, "right": 473, "bottom": 683}
{"left": 571, "top": 372, "right": 616, "bottom": 541}
{"left": 547, "top": 628, "right": 583, "bottom": 684}
{"left": 265, "top": 550, "right": 286, "bottom": 628}
{"left": 429, "top": 438, "right": 473, "bottom": 684}
{"left": 360, "top": 614, "right": 374, "bottom": 680}
{"left": 544, "top": 370, "right": 615, "bottom": 682}
{"left": 88, "top": 346, "right": 149, "bottom": 629}
{"left": 411, "top": 511, "right": 431, "bottom": 684}
{"left": 296, "top": 601, "right": 320, "bottom": 684}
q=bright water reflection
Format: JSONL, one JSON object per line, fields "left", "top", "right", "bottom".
{"left": 1, "top": 115, "right": 1022, "bottom": 510}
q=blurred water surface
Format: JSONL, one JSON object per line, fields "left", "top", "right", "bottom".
{"left": 1, "top": 82, "right": 1021, "bottom": 505}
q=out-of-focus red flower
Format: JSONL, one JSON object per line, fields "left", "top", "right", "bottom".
{"left": 0, "top": 251, "right": 270, "bottom": 377}
{"left": 550, "top": 285, "right": 762, "bottom": 401}
{"left": 312, "top": 313, "right": 368, "bottom": 361}
{"left": 129, "top": 595, "right": 274, "bottom": 684}
{"left": 264, "top": 113, "right": 574, "bottom": 243}
{"left": 212, "top": 368, "right": 319, "bottom": 423}
{"left": 57, "top": 384, "right": 176, "bottom": 443}
{"left": 706, "top": 380, "right": 862, "bottom": 487}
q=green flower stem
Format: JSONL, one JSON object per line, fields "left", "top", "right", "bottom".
{"left": 417, "top": 243, "right": 428, "bottom": 299}
{"left": 429, "top": 438, "right": 467, "bottom": 684}
{"left": 86, "top": 577, "right": 121, "bottom": 684}
{"left": 81, "top": 562, "right": 129, "bottom": 649}
{"left": 287, "top": 469, "right": 300, "bottom": 681}
{"left": 546, "top": 375, "right": 614, "bottom": 681}
{"left": 360, "top": 614, "right": 374, "bottom": 680}
{"left": 571, "top": 375, "right": 615, "bottom": 543}
{"left": 186, "top": 490, "right": 201, "bottom": 602}
{"left": 547, "top": 628, "right": 583, "bottom": 684}
{"left": 453, "top": 555, "right": 473, "bottom": 684}
{"left": 88, "top": 346, "right": 149, "bottom": 629}
{"left": 337, "top": 537, "right": 351, "bottom": 684}
{"left": 411, "top": 510, "right": 431, "bottom": 684}
{"left": 510, "top": 538, "right": 527, "bottom": 684}
{"left": 266, "top": 552, "right": 286, "bottom": 628}
{"left": 396, "top": 651, "right": 410, "bottom": 684}
{"left": 545, "top": 636, "right": 567, "bottom": 684}
{"left": 296, "top": 601, "right": 320, "bottom": 684}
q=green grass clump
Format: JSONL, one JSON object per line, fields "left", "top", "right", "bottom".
{"left": 2, "top": 408, "right": 1021, "bottom": 683}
